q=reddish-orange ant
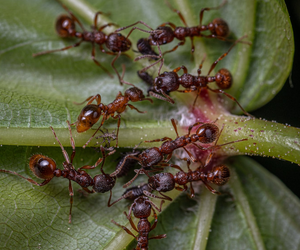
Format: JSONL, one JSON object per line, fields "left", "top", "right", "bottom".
{"left": 110, "top": 119, "right": 246, "bottom": 188}
{"left": 32, "top": 2, "right": 133, "bottom": 83}
{"left": 72, "top": 86, "right": 152, "bottom": 148}
{"left": 145, "top": 36, "right": 253, "bottom": 117}
{"left": 0, "top": 121, "right": 116, "bottom": 223}
{"left": 111, "top": 196, "right": 166, "bottom": 250}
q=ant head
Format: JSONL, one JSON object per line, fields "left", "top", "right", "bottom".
{"left": 125, "top": 87, "right": 145, "bottom": 102}
{"left": 148, "top": 173, "right": 175, "bottom": 192}
{"left": 215, "top": 68, "right": 232, "bottom": 89}
{"left": 55, "top": 15, "right": 76, "bottom": 37}
{"left": 29, "top": 154, "right": 56, "bottom": 180}
{"left": 208, "top": 18, "right": 229, "bottom": 37}
{"left": 76, "top": 104, "right": 101, "bottom": 133}
{"left": 93, "top": 174, "right": 116, "bottom": 193}
{"left": 133, "top": 196, "right": 152, "bottom": 218}
{"left": 154, "top": 72, "right": 180, "bottom": 92}
{"left": 149, "top": 26, "right": 175, "bottom": 45}
{"left": 196, "top": 123, "right": 219, "bottom": 144}
{"left": 106, "top": 33, "right": 132, "bottom": 52}
{"left": 210, "top": 165, "right": 230, "bottom": 186}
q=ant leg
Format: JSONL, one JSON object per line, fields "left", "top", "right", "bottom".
{"left": 189, "top": 182, "right": 195, "bottom": 198}
{"left": 183, "top": 146, "right": 197, "bottom": 162}
{"left": 199, "top": 0, "right": 227, "bottom": 26}
{"left": 197, "top": 55, "right": 207, "bottom": 76}
{"left": 123, "top": 170, "right": 142, "bottom": 188}
{"left": 77, "top": 157, "right": 103, "bottom": 171}
{"left": 82, "top": 187, "right": 94, "bottom": 193}
{"left": 149, "top": 234, "right": 167, "bottom": 240}
{"left": 82, "top": 116, "right": 107, "bottom": 149}
{"left": 158, "top": 22, "right": 177, "bottom": 29}
{"left": 32, "top": 40, "right": 83, "bottom": 57}
{"left": 169, "top": 164, "right": 184, "bottom": 172}
{"left": 144, "top": 137, "right": 173, "bottom": 143}
{"left": 165, "top": 1, "right": 188, "bottom": 27}
{"left": 66, "top": 121, "right": 76, "bottom": 163}
{"left": 143, "top": 190, "right": 172, "bottom": 201}
{"left": 114, "top": 20, "right": 154, "bottom": 33}
{"left": 0, "top": 170, "right": 52, "bottom": 186}
{"left": 173, "top": 65, "right": 188, "bottom": 74}
{"left": 91, "top": 43, "right": 113, "bottom": 78}
{"left": 50, "top": 126, "right": 71, "bottom": 164}
{"left": 171, "top": 118, "right": 180, "bottom": 137}
{"left": 111, "top": 219, "right": 137, "bottom": 238}
{"left": 202, "top": 180, "right": 221, "bottom": 195}
{"left": 98, "top": 23, "right": 118, "bottom": 32}
{"left": 124, "top": 212, "right": 139, "bottom": 232}
{"left": 127, "top": 104, "right": 146, "bottom": 113}
{"left": 162, "top": 41, "right": 186, "bottom": 56}
{"left": 68, "top": 180, "right": 74, "bottom": 223}
{"left": 149, "top": 199, "right": 165, "bottom": 212}
{"left": 207, "top": 86, "right": 253, "bottom": 117}
{"left": 73, "top": 94, "right": 102, "bottom": 106}
{"left": 207, "top": 35, "right": 248, "bottom": 76}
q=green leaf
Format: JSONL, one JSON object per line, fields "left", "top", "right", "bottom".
{"left": 0, "top": 0, "right": 298, "bottom": 250}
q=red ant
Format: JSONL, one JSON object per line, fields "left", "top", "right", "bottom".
{"left": 0, "top": 121, "right": 116, "bottom": 223}
{"left": 32, "top": 1, "right": 133, "bottom": 83}
{"left": 110, "top": 119, "right": 246, "bottom": 187}
{"left": 146, "top": 36, "right": 253, "bottom": 117}
{"left": 72, "top": 86, "right": 153, "bottom": 148}
{"left": 111, "top": 196, "right": 166, "bottom": 250}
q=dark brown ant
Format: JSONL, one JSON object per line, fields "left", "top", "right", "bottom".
{"left": 110, "top": 119, "right": 246, "bottom": 188}
{"left": 111, "top": 196, "right": 166, "bottom": 250}
{"left": 133, "top": 0, "right": 250, "bottom": 74}
{"left": 0, "top": 121, "right": 116, "bottom": 223}
{"left": 146, "top": 36, "right": 253, "bottom": 117}
{"left": 140, "top": 158, "right": 230, "bottom": 201}
{"left": 72, "top": 86, "right": 153, "bottom": 148}
{"left": 32, "top": 1, "right": 133, "bottom": 83}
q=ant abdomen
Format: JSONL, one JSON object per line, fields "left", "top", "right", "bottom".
{"left": 215, "top": 68, "right": 232, "bottom": 89}
{"left": 208, "top": 165, "right": 230, "bottom": 186}
{"left": 209, "top": 18, "right": 229, "bottom": 37}
{"left": 76, "top": 104, "right": 101, "bottom": 133}
{"left": 196, "top": 123, "right": 219, "bottom": 143}
{"left": 55, "top": 15, "right": 76, "bottom": 37}
{"left": 29, "top": 154, "right": 56, "bottom": 180}
{"left": 106, "top": 33, "right": 132, "bottom": 52}
{"left": 93, "top": 174, "right": 116, "bottom": 193}
{"left": 153, "top": 72, "right": 180, "bottom": 92}
{"left": 148, "top": 173, "right": 175, "bottom": 192}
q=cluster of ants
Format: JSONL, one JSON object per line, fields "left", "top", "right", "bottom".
{"left": 1, "top": 1, "right": 252, "bottom": 249}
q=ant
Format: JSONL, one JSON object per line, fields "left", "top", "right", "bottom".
{"left": 140, "top": 158, "right": 230, "bottom": 202}
{"left": 0, "top": 121, "right": 116, "bottom": 223}
{"left": 133, "top": 0, "right": 250, "bottom": 74}
{"left": 111, "top": 196, "right": 166, "bottom": 250}
{"left": 110, "top": 118, "right": 246, "bottom": 188}
{"left": 72, "top": 86, "right": 153, "bottom": 148}
{"left": 32, "top": 1, "right": 133, "bottom": 83}
{"left": 146, "top": 36, "right": 253, "bottom": 117}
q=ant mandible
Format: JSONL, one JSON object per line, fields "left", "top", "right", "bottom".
{"left": 72, "top": 86, "right": 153, "bottom": 148}
{"left": 0, "top": 121, "right": 115, "bottom": 223}
{"left": 145, "top": 36, "right": 253, "bottom": 117}
{"left": 111, "top": 196, "right": 166, "bottom": 250}
{"left": 32, "top": 1, "right": 133, "bottom": 84}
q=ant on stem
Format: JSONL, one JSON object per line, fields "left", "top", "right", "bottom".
{"left": 72, "top": 86, "right": 153, "bottom": 148}
{"left": 110, "top": 118, "right": 246, "bottom": 188}
{"left": 144, "top": 36, "right": 253, "bottom": 117}
{"left": 0, "top": 121, "right": 116, "bottom": 223}
{"left": 111, "top": 196, "right": 166, "bottom": 250}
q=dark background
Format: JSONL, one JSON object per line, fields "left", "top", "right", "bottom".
{"left": 251, "top": 0, "right": 300, "bottom": 198}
